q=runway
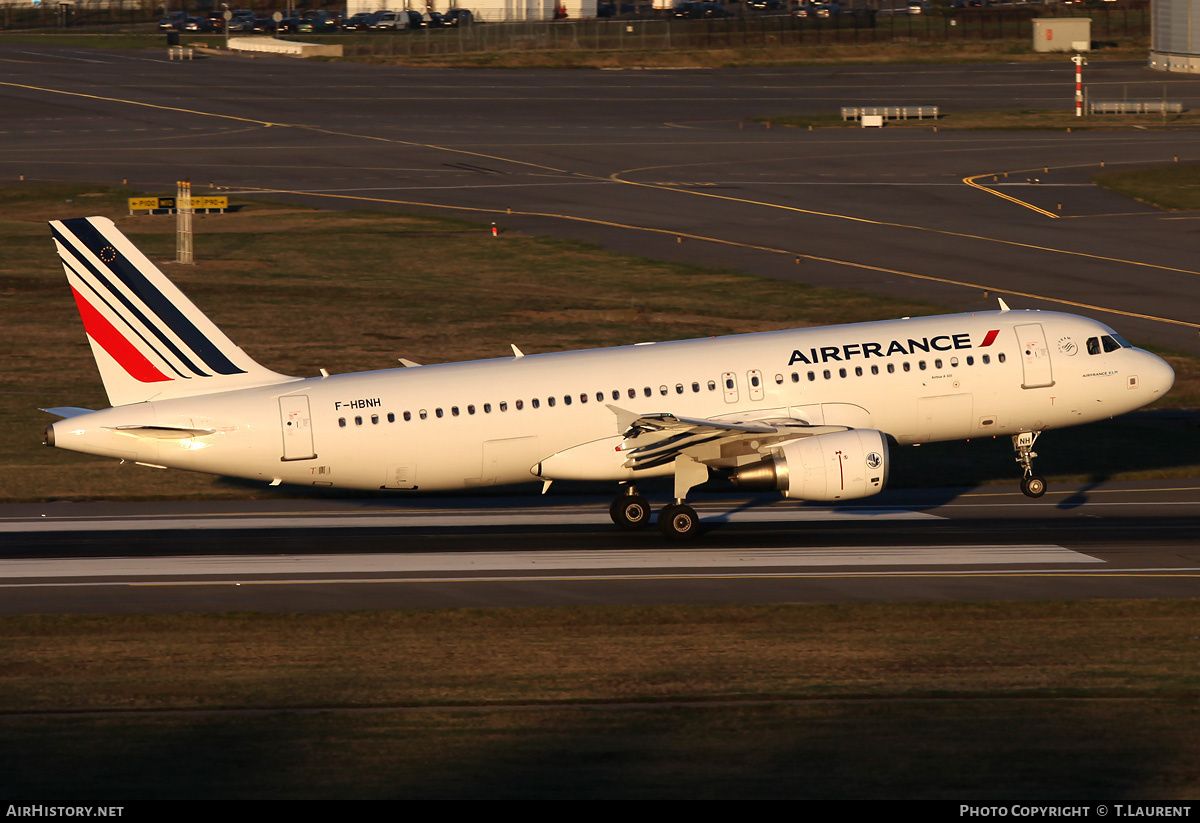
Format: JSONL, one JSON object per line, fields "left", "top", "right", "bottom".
{"left": 2, "top": 480, "right": 1197, "bottom": 612}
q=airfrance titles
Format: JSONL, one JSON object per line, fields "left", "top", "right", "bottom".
{"left": 787, "top": 331, "right": 994, "bottom": 367}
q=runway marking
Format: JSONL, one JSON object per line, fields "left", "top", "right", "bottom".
{"left": 0, "top": 506, "right": 939, "bottom": 534}
{"left": 9, "top": 79, "right": 1197, "bottom": 331}
{"left": 0, "top": 545, "right": 1096, "bottom": 582}
{"left": 211, "top": 183, "right": 1200, "bottom": 332}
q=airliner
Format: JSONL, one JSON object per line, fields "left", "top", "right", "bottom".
{"left": 42, "top": 216, "right": 1175, "bottom": 538}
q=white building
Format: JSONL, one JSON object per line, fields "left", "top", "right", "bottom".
{"left": 347, "top": 0, "right": 598, "bottom": 22}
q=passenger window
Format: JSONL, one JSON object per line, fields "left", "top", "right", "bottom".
{"left": 692, "top": 382, "right": 700, "bottom": 392}
{"left": 452, "top": 407, "right": 459, "bottom": 416}
{"left": 515, "top": 400, "right": 523, "bottom": 410}
{"left": 855, "top": 367, "right": 862, "bottom": 377}
{"left": 707, "top": 381, "right": 716, "bottom": 391}
{"left": 918, "top": 361, "right": 926, "bottom": 371}
{"left": 676, "top": 384, "right": 684, "bottom": 394}
{"left": 532, "top": 399, "right": 540, "bottom": 409}
{"left": 628, "top": 388, "right": 636, "bottom": 399}
{"left": 338, "top": 417, "right": 346, "bottom": 427}
{"left": 387, "top": 412, "right": 395, "bottom": 423}
{"left": 998, "top": 353, "right": 1006, "bottom": 363}
{"left": 935, "top": 359, "right": 943, "bottom": 369}
{"left": 579, "top": 394, "right": 587, "bottom": 404}
{"left": 419, "top": 409, "right": 428, "bottom": 419}
{"left": 823, "top": 369, "right": 831, "bottom": 380}
{"left": 887, "top": 364, "right": 895, "bottom": 374}
{"left": 499, "top": 402, "right": 508, "bottom": 412}
{"left": 903, "top": 363, "right": 911, "bottom": 372}
{"left": 404, "top": 411, "right": 412, "bottom": 421}
{"left": 838, "top": 368, "right": 846, "bottom": 378}
{"left": 644, "top": 387, "right": 652, "bottom": 397}
{"left": 468, "top": 405, "right": 475, "bottom": 415}
{"left": 371, "top": 414, "right": 379, "bottom": 424}
{"left": 564, "top": 395, "right": 572, "bottom": 406}
{"left": 548, "top": 397, "right": 556, "bottom": 407}
{"left": 355, "top": 416, "right": 363, "bottom": 425}
{"left": 808, "top": 371, "right": 815, "bottom": 382}
{"left": 775, "top": 374, "right": 784, "bottom": 384}
{"left": 483, "top": 404, "right": 491, "bottom": 413}
{"left": 870, "top": 365, "right": 878, "bottom": 375}
{"left": 435, "top": 408, "right": 443, "bottom": 418}
{"left": 982, "top": 355, "right": 990, "bottom": 364}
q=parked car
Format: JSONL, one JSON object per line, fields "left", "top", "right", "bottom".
{"left": 182, "top": 16, "right": 213, "bottom": 32}
{"left": 343, "top": 11, "right": 382, "bottom": 30}
{"left": 673, "top": 1, "right": 726, "bottom": 18}
{"left": 371, "top": 10, "right": 423, "bottom": 29}
{"left": 156, "top": 12, "right": 187, "bottom": 31}
{"left": 225, "top": 10, "right": 257, "bottom": 32}
{"left": 424, "top": 11, "right": 448, "bottom": 26}
{"left": 443, "top": 8, "right": 474, "bottom": 26}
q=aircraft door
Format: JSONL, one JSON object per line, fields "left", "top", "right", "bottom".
{"left": 279, "top": 395, "right": 316, "bottom": 461}
{"left": 747, "top": 369, "right": 764, "bottom": 401}
{"left": 721, "top": 371, "right": 739, "bottom": 404}
{"left": 1015, "top": 324, "right": 1054, "bottom": 389}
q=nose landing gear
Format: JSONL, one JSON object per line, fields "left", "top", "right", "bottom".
{"left": 1013, "top": 432, "right": 1047, "bottom": 498}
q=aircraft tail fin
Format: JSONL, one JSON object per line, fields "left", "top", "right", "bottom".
{"left": 50, "top": 216, "right": 297, "bottom": 407}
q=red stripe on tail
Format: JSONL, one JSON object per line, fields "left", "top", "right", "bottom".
{"left": 71, "top": 287, "right": 171, "bottom": 383}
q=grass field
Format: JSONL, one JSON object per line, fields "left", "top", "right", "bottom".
{"left": 1, "top": 601, "right": 1198, "bottom": 799}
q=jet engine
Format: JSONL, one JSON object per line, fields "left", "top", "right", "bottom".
{"left": 730, "top": 429, "right": 889, "bottom": 501}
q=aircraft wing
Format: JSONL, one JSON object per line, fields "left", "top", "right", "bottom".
{"left": 608, "top": 405, "right": 847, "bottom": 471}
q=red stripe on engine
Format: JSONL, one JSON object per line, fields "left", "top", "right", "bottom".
{"left": 980, "top": 329, "right": 1000, "bottom": 347}
{"left": 71, "top": 287, "right": 171, "bottom": 383}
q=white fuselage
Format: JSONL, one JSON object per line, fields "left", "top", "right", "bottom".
{"left": 48, "top": 309, "right": 1174, "bottom": 494}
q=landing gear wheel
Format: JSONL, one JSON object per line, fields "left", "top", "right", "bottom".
{"left": 610, "top": 494, "right": 652, "bottom": 530}
{"left": 658, "top": 503, "right": 700, "bottom": 540}
{"left": 1021, "top": 474, "right": 1047, "bottom": 498}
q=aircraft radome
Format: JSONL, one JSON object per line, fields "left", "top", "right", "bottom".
{"left": 42, "top": 217, "right": 1175, "bottom": 539}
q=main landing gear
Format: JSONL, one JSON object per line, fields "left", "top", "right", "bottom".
{"left": 609, "top": 487, "right": 652, "bottom": 531}
{"left": 609, "top": 488, "right": 701, "bottom": 539}
{"left": 1013, "top": 431, "right": 1047, "bottom": 499}
{"left": 609, "top": 456, "right": 708, "bottom": 540}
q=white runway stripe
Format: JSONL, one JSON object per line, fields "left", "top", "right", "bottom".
{"left": 0, "top": 545, "right": 1097, "bottom": 581}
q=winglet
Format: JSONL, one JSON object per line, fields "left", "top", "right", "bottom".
{"left": 997, "top": 297, "right": 1011, "bottom": 312}
{"left": 511, "top": 344, "right": 524, "bottom": 359}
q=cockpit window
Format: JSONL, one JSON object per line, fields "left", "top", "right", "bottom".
{"left": 1087, "top": 337, "right": 1101, "bottom": 355}
{"left": 1101, "top": 335, "right": 1121, "bottom": 353}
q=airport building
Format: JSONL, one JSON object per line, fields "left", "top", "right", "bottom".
{"left": 1149, "top": 0, "right": 1200, "bottom": 73}
{"left": 345, "top": 0, "right": 598, "bottom": 21}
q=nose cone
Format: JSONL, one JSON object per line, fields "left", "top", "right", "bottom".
{"left": 1142, "top": 351, "right": 1175, "bottom": 402}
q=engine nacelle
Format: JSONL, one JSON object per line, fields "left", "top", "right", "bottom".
{"left": 731, "top": 429, "right": 889, "bottom": 501}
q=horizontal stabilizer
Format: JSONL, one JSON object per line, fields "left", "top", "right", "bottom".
{"left": 108, "top": 425, "right": 214, "bottom": 440}
{"left": 40, "top": 407, "right": 96, "bottom": 419}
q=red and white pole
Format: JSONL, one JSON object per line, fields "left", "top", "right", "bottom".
{"left": 1072, "top": 54, "right": 1085, "bottom": 118}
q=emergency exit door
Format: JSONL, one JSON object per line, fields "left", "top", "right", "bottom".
{"left": 1014, "top": 324, "right": 1054, "bottom": 389}
{"left": 280, "top": 395, "right": 316, "bottom": 461}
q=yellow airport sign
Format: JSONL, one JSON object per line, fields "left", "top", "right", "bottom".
{"left": 128, "top": 196, "right": 228, "bottom": 212}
